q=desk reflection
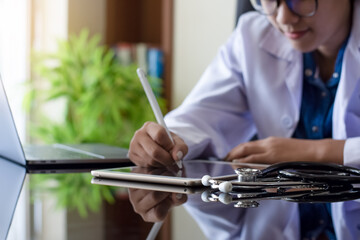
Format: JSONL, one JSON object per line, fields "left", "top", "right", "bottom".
{"left": 0, "top": 158, "right": 26, "bottom": 240}
{"left": 6, "top": 166, "right": 168, "bottom": 240}
{"left": 93, "top": 160, "right": 360, "bottom": 240}
{"left": 4, "top": 159, "right": 360, "bottom": 240}
{"left": 128, "top": 187, "right": 187, "bottom": 222}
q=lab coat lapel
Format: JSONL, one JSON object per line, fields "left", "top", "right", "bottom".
{"left": 333, "top": 2, "right": 360, "bottom": 139}
{"left": 258, "top": 28, "right": 303, "bottom": 137}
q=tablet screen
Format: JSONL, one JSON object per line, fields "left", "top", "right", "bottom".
{"left": 91, "top": 160, "right": 268, "bottom": 186}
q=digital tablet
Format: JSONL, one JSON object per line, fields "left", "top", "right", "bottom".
{"left": 91, "top": 160, "right": 268, "bottom": 186}
{"left": 91, "top": 177, "right": 206, "bottom": 194}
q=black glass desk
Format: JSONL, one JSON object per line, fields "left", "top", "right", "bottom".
{"left": 4, "top": 159, "right": 360, "bottom": 240}
{"left": 4, "top": 161, "right": 175, "bottom": 240}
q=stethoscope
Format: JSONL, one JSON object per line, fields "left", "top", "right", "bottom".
{"left": 201, "top": 161, "right": 360, "bottom": 208}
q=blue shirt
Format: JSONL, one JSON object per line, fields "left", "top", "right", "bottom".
{"left": 293, "top": 38, "right": 349, "bottom": 240}
{"left": 293, "top": 49, "right": 346, "bottom": 140}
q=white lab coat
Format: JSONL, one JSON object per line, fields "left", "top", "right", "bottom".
{"left": 165, "top": 1, "right": 360, "bottom": 239}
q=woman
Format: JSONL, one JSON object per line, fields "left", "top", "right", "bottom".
{"left": 129, "top": 0, "right": 360, "bottom": 239}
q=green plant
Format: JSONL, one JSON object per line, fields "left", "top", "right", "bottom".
{"left": 25, "top": 29, "right": 166, "bottom": 217}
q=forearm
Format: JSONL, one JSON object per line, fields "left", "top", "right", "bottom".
{"left": 315, "top": 139, "right": 345, "bottom": 165}
{"left": 226, "top": 137, "right": 346, "bottom": 165}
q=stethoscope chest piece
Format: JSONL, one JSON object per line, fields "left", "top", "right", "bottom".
{"left": 235, "top": 168, "right": 261, "bottom": 182}
{"left": 234, "top": 201, "right": 260, "bottom": 208}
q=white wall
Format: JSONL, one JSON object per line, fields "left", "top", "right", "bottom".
{"left": 31, "top": 0, "right": 69, "bottom": 127}
{"left": 32, "top": 0, "right": 68, "bottom": 52}
{"left": 68, "top": 0, "right": 106, "bottom": 41}
{"left": 0, "top": 0, "right": 30, "bottom": 142}
{"left": 172, "top": 0, "right": 237, "bottom": 108}
{"left": 0, "top": 1, "right": 30, "bottom": 239}
{"left": 171, "top": 1, "right": 237, "bottom": 239}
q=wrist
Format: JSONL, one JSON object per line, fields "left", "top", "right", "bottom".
{"left": 317, "top": 139, "right": 345, "bottom": 164}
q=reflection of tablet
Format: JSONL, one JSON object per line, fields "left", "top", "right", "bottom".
{"left": 91, "top": 177, "right": 206, "bottom": 194}
{"left": 91, "top": 160, "right": 268, "bottom": 186}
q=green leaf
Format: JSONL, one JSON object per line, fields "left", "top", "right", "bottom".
{"left": 26, "top": 29, "right": 167, "bottom": 218}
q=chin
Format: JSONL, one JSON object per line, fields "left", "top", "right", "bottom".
{"left": 290, "top": 42, "right": 317, "bottom": 53}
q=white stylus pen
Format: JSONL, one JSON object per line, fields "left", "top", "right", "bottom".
{"left": 137, "top": 68, "right": 182, "bottom": 169}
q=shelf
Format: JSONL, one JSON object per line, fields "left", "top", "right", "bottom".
{"left": 105, "top": 0, "right": 174, "bottom": 109}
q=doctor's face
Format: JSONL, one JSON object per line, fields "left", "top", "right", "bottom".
{"left": 266, "top": 0, "right": 352, "bottom": 54}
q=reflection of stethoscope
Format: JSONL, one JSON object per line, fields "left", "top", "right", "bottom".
{"left": 201, "top": 162, "right": 360, "bottom": 208}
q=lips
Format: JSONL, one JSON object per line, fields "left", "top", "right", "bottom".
{"left": 283, "top": 29, "right": 309, "bottom": 40}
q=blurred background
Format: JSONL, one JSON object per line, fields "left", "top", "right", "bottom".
{"left": 0, "top": 0, "right": 238, "bottom": 239}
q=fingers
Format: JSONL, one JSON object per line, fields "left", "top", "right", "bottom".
{"left": 140, "top": 193, "right": 187, "bottom": 222}
{"left": 227, "top": 137, "right": 308, "bottom": 165}
{"left": 139, "top": 134, "right": 172, "bottom": 166}
{"left": 129, "top": 189, "right": 186, "bottom": 222}
{"left": 171, "top": 193, "right": 187, "bottom": 206}
{"left": 143, "top": 201, "right": 172, "bottom": 222}
{"left": 146, "top": 122, "right": 174, "bottom": 152}
{"left": 129, "top": 189, "right": 170, "bottom": 222}
{"left": 129, "top": 122, "right": 179, "bottom": 167}
{"left": 129, "top": 122, "right": 188, "bottom": 167}
{"left": 129, "top": 138, "right": 169, "bottom": 167}
{"left": 129, "top": 189, "right": 169, "bottom": 213}
{"left": 225, "top": 142, "right": 263, "bottom": 161}
{"left": 171, "top": 133, "right": 188, "bottom": 162}
{"left": 232, "top": 153, "right": 269, "bottom": 164}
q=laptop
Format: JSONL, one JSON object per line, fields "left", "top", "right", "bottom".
{"left": 0, "top": 77, "right": 131, "bottom": 171}
{"left": 0, "top": 157, "right": 26, "bottom": 239}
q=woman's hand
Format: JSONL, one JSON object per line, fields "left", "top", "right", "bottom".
{"left": 129, "top": 122, "right": 188, "bottom": 167}
{"left": 128, "top": 188, "right": 187, "bottom": 222}
{"left": 225, "top": 137, "right": 345, "bottom": 165}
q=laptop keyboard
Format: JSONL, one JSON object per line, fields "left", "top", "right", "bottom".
{"left": 23, "top": 145, "right": 98, "bottom": 160}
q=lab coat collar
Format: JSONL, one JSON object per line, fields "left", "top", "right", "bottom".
{"left": 258, "top": 24, "right": 296, "bottom": 62}
{"left": 350, "top": 0, "right": 360, "bottom": 52}
{"left": 257, "top": 0, "right": 360, "bottom": 62}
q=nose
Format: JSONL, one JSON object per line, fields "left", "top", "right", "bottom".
{"left": 275, "top": 1, "right": 300, "bottom": 25}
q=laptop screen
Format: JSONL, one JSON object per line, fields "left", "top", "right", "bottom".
{"left": 0, "top": 77, "right": 27, "bottom": 166}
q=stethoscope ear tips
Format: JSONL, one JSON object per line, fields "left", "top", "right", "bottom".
{"left": 201, "top": 190, "right": 212, "bottom": 202}
{"left": 201, "top": 175, "right": 233, "bottom": 192}
{"left": 201, "top": 190, "right": 233, "bottom": 204}
{"left": 219, "top": 193, "right": 232, "bottom": 204}
{"left": 219, "top": 181, "right": 232, "bottom": 193}
{"left": 201, "top": 175, "right": 212, "bottom": 186}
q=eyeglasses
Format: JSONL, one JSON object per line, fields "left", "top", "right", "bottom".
{"left": 250, "top": 0, "right": 318, "bottom": 17}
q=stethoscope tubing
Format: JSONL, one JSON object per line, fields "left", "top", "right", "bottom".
{"left": 202, "top": 162, "right": 360, "bottom": 206}
{"left": 285, "top": 188, "right": 360, "bottom": 203}
{"left": 260, "top": 161, "right": 360, "bottom": 177}
{"left": 278, "top": 169, "right": 360, "bottom": 184}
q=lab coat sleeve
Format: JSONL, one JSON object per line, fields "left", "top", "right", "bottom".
{"left": 332, "top": 201, "right": 360, "bottom": 240}
{"left": 333, "top": 138, "right": 360, "bottom": 237}
{"left": 343, "top": 137, "right": 360, "bottom": 168}
{"left": 165, "top": 14, "right": 259, "bottom": 160}
{"left": 343, "top": 137, "right": 360, "bottom": 205}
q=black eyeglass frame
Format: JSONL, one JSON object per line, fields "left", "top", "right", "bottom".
{"left": 250, "top": 0, "right": 319, "bottom": 18}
